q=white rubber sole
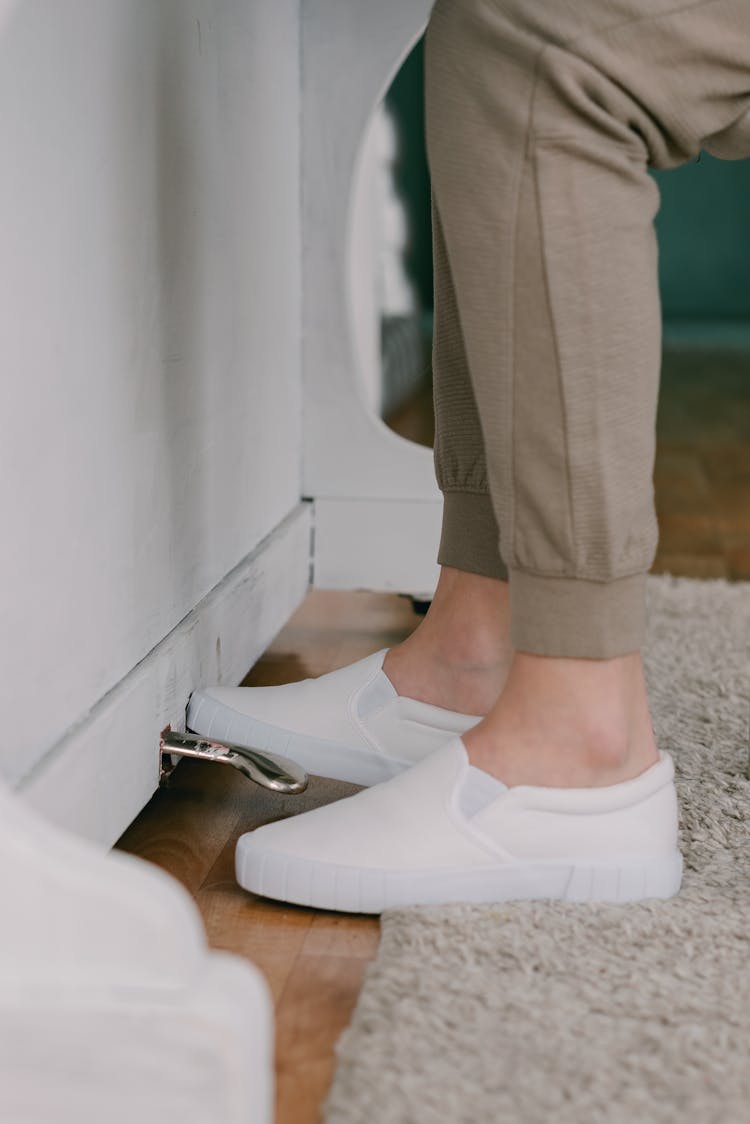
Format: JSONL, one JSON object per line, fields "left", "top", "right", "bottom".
{"left": 235, "top": 841, "right": 683, "bottom": 913}
{"left": 185, "top": 690, "right": 409, "bottom": 786}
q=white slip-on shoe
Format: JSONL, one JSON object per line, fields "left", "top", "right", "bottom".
{"left": 235, "top": 740, "right": 683, "bottom": 913}
{"left": 186, "top": 650, "right": 482, "bottom": 786}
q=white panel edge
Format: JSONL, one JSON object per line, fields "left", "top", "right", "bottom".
{"left": 20, "top": 503, "right": 313, "bottom": 847}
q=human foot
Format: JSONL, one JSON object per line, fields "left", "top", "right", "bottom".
{"left": 462, "top": 649, "right": 660, "bottom": 788}
{"left": 186, "top": 649, "right": 482, "bottom": 787}
{"left": 235, "top": 739, "right": 682, "bottom": 912}
{"left": 186, "top": 566, "right": 512, "bottom": 785}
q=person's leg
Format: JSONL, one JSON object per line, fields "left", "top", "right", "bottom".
{"left": 193, "top": 0, "right": 749, "bottom": 808}
{"left": 230, "top": 0, "right": 749, "bottom": 911}
{"left": 190, "top": 159, "right": 518, "bottom": 757}
{"left": 424, "top": 0, "right": 750, "bottom": 787}
{"left": 383, "top": 192, "right": 513, "bottom": 716}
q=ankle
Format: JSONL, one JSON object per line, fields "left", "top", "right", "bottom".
{"left": 383, "top": 644, "right": 509, "bottom": 716}
{"left": 382, "top": 567, "right": 513, "bottom": 714}
{"left": 463, "top": 649, "right": 659, "bottom": 787}
{"left": 555, "top": 719, "right": 653, "bottom": 777}
{"left": 413, "top": 565, "right": 512, "bottom": 665}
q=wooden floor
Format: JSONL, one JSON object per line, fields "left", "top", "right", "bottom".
{"left": 117, "top": 349, "right": 749, "bottom": 1122}
{"left": 117, "top": 592, "right": 415, "bottom": 1124}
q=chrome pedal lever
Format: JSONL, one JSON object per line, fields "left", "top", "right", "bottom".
{"left": 160, "top": 726, "right": 308, "bottom": 794}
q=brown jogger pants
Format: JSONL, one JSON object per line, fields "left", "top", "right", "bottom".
{"left": 425, "top": 0, "right": 750, "bottom": 657}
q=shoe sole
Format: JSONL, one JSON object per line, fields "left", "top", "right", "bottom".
{"left": 186, "top": 690, "right": 410, "bottom": 787}
{"left": 235, "top": 841, "right": 683, "bottom": 913}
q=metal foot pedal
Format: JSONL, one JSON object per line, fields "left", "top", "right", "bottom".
{"left": 160, "top": 726, "right": 308, "bottom": 794}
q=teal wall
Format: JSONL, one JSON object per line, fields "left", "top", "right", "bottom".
{"left": 386, "top": 38, "right": 750, "bottom": 335}
{"left": 653, "top": 155, "right": 750, "bottom": 322}
{"left": 385, "top": 39, "right": 432, "bottom": 312}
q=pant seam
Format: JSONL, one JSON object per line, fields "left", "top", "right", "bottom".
{"left": 529, "top": 140, "right": 578, "bottom": 567}
{"left": 532, "top": 131, "right": 646, "bottom": 158}
{"left": 507, "top": 47, "right": 547, "bottom": 570}
{"left": 431, "top": 192, "right": 492, "bottom": 503}
{"left": 509, "top": 565, "right": 651, "bottom": 583}
{"left": 441, "top": 487, "right": 491, "bottom": 495}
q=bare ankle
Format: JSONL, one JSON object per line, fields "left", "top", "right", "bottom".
{"left": 383, "top": 644, "right": 510, "bottom": 716}
{"left": 382, "top": 567, "right": 513, "bottom": 714}
{"left": 463, "top": 649, "right": 659, "bottom": 787}
{"left": 412, "top": 565, "right": 512, "bottom": 664}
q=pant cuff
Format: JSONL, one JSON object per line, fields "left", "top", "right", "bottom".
{"left": 437, "top": 492, "right": 509, "bottom": 581}
{"left": 509, "top": 569, "right": 647, "bottom": 658}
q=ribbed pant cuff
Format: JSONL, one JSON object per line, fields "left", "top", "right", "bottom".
{"left": 509, "top": 570, "right": 647, "bottom": 658}
{"left": 437, "top": 492, "right": 509, "bottom": 581}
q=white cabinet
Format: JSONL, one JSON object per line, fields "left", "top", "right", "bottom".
{"left": 301, "top": 0, "right": 441, "bottom": 595}
{"left": 0, "top": 1, "right": 436, "bottom": 1117}
{"left": 0, "top": 0, "right": 308, "bottom": 844}
{"left": 0, "top": 0, "right": 438, "bottom": 850}
{"left": 0, "top": 2, "right": 305, "bottom": 1117}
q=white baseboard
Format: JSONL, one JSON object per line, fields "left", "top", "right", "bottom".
{"left": 312, "top": 496, "right": 441, "bottom": 596}
{"left": 19, "top": 503, "right": 312, "bottom": 848}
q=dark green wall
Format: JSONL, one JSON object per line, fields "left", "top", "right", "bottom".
{"left": 385, "top": 39, "right": 432, "bottom": 311}
{"left": 386, "top": 38, "right": 750, "bottom": 329}
{"left": 652, "top": 155, "right": 750, "bottom": 321}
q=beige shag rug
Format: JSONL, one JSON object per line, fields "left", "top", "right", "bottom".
{"left": 324, "top": 575, "right": 750, "bottom": 1124}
